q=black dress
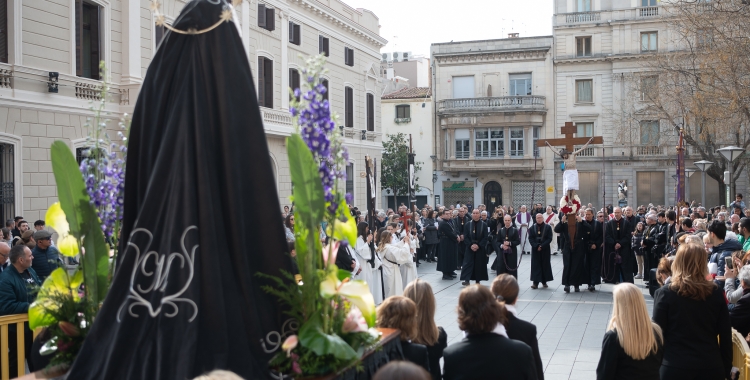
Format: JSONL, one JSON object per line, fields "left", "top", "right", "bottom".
{"left": 528, "top": 223, "right": 553, "bottom": 285}
{"left": 596, "top": 329, "right": 663, "bottom": 380}
{"left": 425, "top": 327, "right": 448, "bottom": 380}
{"left": 401, "top": 340, "right": 430, "bottom": 374}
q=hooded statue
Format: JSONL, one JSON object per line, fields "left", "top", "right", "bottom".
{"left": 67, "top": 1, "right": 294, "bottom": 378}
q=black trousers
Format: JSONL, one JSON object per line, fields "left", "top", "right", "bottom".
{"left": 425, "top": 244, "right": 437, "bottom": 261}
{"left": 660, "top": 365, "right": 724, "bottom": 380}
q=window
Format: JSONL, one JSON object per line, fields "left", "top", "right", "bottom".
{"left": 344, "top": 86, "right": 353, "bottom": 128}
{"left": 640, "top": 121, "right": 660, "bottom": 145}
{"left": 366, "top": 93, "right": 374, "bottom": 132}
{"left": 344, "top": 47, "right": 354, "bottom": 67}
{"left": 509, "top": 74, "right": 532, "bottom": 96}
{"left": 319, "top": 36, "right": 330, "bottom": 57}
{"left": 154, "top": 23, "right": 167, "bottom": 51}
{"left": 641, "top": 0, "right": 656, "bottom": 5}
{"left": 0, "top": 0, "right": 6, "bottom": 63}
{"left": 289, "top": 68, "right": 300, "bottom": 101}
{"left": 640, "top": 76, "right": 657, "bottom": 101}
{"left": 641, "top": 32, "right": 657, "bottom": 52}
{"left": 321, "top": 79, "right": 329, "bottom": 102}
{"left": 455, "top": 129, "right": 470, "bottom": 159}
{"left": 510, "top": 128, "right": 524, "bottom": 157}
{"left": 346, "top": 163, "right": 354, "bottom": 196}
{"left": 576, "top": 37, "right": 592, "bottom": 57}
{"left": 452, "top": 76, "right": 475, "bottom": 98}
{"left": 395, "top": 105, "right": 410, "bottom": 119}
{"left": 475, "top": 129, "right": 504, "bottom": 158}
{"left": 533, "top": 127, "right": 540, "bottom": 157}
{"left": 288, "top": 21, "right": 301, "bottom": 45}
{"left": 697, "top": 29, "right": 713, "bottom": 47}
{"left": 576, "top": 122, "right": 594, "bottom": 137}
{"left": 76, "top": 1, "right": 102, "bottom": 80}
{"left": 576, "top": 79, "right": 593, "bottom": 103}
{"left": 258, "top": 4, "right": 275, "bottom": 31}
{"left": 578, "top": 0, "right": 591, "bottom": 11}
{"left": 257, "top": 57, "right": 273, "bottom": 108}
{"left": 75, "top": 147, "right": 105, "bottom": 166}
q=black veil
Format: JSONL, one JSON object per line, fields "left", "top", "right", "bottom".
{"left": 67, "top": 1, "right": 294, "bottom": 378}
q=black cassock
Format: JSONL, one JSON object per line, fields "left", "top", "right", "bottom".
{"left": 68, "top": 2, "right": 295, "bottom": 378}
{"left": 460, "top": 219, "right": 489, "bottom": 282}
{"left": 454, "top": 215, "right": 470, "bottom": 268}
{"left": 555, "top": 220, "right": 591, "bottom": 287}
{"left": 582, "top": 219, "right": 603, "bottom": 286}
{"left": 528, "top": 222, "right": 553, "bottom": 284}
{"left": 603, "top": 218, "right": 633, "bottom": 284}
{"left": 437, "top": 218, "right": 458, "bottom": 276}
{"left": 493, "top": 225, "right": 520, "bottom": 278}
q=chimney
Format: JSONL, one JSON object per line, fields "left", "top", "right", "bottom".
{"left": 508, "top": 33, "right": 519, "bottom": 38}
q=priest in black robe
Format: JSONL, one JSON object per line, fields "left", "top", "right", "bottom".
{"left": 603, "top": 207, "right": 633, "bottom": 284}
{"left": 460, "top": 209, "right": 489, "bottom": 285}
{"left": 528, "top": 213, "right": 553, "bottom": 289}
{"left": 555, "top": 213, "right": 591, "bottom": 293}
{"left": 493, "top": 215, "right": 520, "bottom": 278}
{"left": 437, "top": 209, "right": 459, "bottom": 280}
{"left": 582, "top": 208, "right": 603, "bottom": 291}
{"left": 67, "top": 1, "right": 295, "bottom": 378}
{"left": 454, "top": 208, "right": 470, "bottom": 270}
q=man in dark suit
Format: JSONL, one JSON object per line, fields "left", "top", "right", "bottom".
{"left": 493, "top": 215, "right": 520, "bottom": 279}
{"left": 461, "top": 209, "right": 489, "bottom": 286}
{"left": 528, "top": 213, "right": 553, "bottom": 289}
{"left": 641, "top": 214, "right": 659, "bottom": 281}
{"left": 454, "top": 207, "right": 470, "bottom": 270}
{"left": 555, "top": 213, "right": 591, "bottom": 293}
{"left": 582, "top": 208, "right": 603, "bottom": 291}
{"left": 603, "top": 207, "right": 632, "bottom": 284}
{"left": 437, "top": 209, "right": 459, "bottom": 280}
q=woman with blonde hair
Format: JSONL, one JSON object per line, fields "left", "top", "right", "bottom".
{"left": 596, "top": 283, "right": 663, "bottom": 380}
{"left": 404, "top": 279, "right": 447, "bottom": 380}
{"left": 652, "top": 244, "right": 732, "bottom": 380}
{"left": 377, "top": 296, "right": 430, "bottom": 372}
{"left": 377, "top": 230, "right": 412, "bottom": 298}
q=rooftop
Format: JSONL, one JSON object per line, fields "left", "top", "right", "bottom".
{"left": 382, "top": 87, "right": 432, "bottom": 100}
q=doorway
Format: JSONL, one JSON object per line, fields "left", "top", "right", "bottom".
{"left": 484, "top": 181, "right": 502, "bottom": 215}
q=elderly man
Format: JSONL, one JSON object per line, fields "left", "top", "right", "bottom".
{"left": 460, "top": 209, "right": 489, "bottom": 286}
{"left": 729, "top": 266, "right": 750, "bottom": 337}
{"left": 516, "top": 205, "right": 532, "bottom": 255}
{"left": 0, "top": 245, "right": 41, "bottom": 374}
{"left": 493, "top": 215, "right": 521, "bottom": 278}
{"left": 603, "top": 207, "right": 633, "bottom": 284}
{"left": 582, "top": 208, "right": 604, "bottom": 291}
{"left": 454, "top": 206, "right": 470, "bottom": 270}
{"left": 680, "top": 207, "right": 690, "bottom": 218}
{"left": 529, "top": 213, "right": 553, "bottom": 289}
{"left": 31, "top": 230, "right": 60, "bottom": 281}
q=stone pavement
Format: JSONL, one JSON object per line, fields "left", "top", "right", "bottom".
{"left": 416, "top": 251, "right": 653, "bottom": 380}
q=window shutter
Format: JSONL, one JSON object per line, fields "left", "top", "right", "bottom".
{"left": 266, "top": 8, "right": 275, "bottom": 31}
{"left": 345, "top": 87, "right": 352, "bottom": 127}
{"left": 405, "top": 105, "right": 410, "bottom": 119}
{"left": 90, "top": 6, "right": 100, "bottom": 80}
{"left": 258, "top": 4, "right": 266, "bottom": 28}
{"left": 264, "top": 58, "right": 273, "bottom": 108}
{"left": 288, "top": 21, "right": 293, "bottom": 42}
{"left": 0, "top": 0, "right": 7, "bottom": 63}
{"left": 319, "top": 36, "right": 323, "bottom": 54}
{"left": 367, "top": 94, "right": 374, "bottom": 131}
{"left": 258, "top": 57, "right": 265, "bottom": 106}
{"left": 323, "top": 38, "right": 329, "bottom": 56}
{"left": 348, "top": 48, "right": 354, "bottom": 66}
{"left": 75, "top": 0, "right": 83, "bottom": 77}
{"left": 294, "top": 24, "right": 300, "bottom": 44}
{"left": 322, "top": 79, "right": 329, "bottom": 102}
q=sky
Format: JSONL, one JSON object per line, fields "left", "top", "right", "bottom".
{"left": 341, "top": 0, "right": 554, "bottom": 56}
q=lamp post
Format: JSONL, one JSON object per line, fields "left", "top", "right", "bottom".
{"left": 685, "top": 168, "right": 696, "bottom": 206}
{"left": 717, "top": 146, "right": 745, "bottom": 204}
{"left": 695, "top": 160, "right": 714, "bottom": 207}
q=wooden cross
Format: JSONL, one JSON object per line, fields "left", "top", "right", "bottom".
{"left": 536, "top": 122, "right": 604, "bottom": 152}
{"left": 399, "top": 212, "right": 411, "bottom": 231}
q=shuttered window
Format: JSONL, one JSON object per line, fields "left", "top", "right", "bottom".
{"left": 288, "top": 21, "right": 301, "bottom": 45}
{"left": 0, "top": 0, "right": 7, "bottom": 63}
{"left": 76, "top": 1, "right": 102, "bottom": 80}
{"left": 344, "top": 47, "right": 354, "bottom": 66}
{"left": 366, "top": 93, "right": 374, "bottom": 132}
{"left": 258, "top": 57, "right": 273, "bottom": 108}
{"left": 258, "top": 4, "right": 275, "bottom": 31}
{"left": 345, "top": 86, "right": 353, "bottom": 128}
{"left": 321, "top": 79, "right": 329, "bottom": 102}
{"left": 319, "top": 36, "right": 329, "bottom": 57}
{"left": 289, "top": 68, "right": 300, "bottom": 101}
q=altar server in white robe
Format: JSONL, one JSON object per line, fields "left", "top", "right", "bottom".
{"left": 353, "top": 222, "right": 374, "bottom": 288}
{"left": 544, "top": 206, "right": 560, "bottom": 254}
{"left": 377, "top": 229, "right": 412, "bottom": 298}
{"left": 400, "top": 228, "right": 418, "bottom": 287}
{"left": 516, "top": 205, "right": 533, "bottom": 255}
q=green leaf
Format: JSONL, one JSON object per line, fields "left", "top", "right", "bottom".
{"left": 286, "top": 135, "right": 324, "bottom": 228}
{"left": 50, "top": 141, "right": 110, "bottom": 305}
{"left": 299, "top": 313, "right": 358, "bottom": 361}
{"left": 335, "top": 268, "right": 350, "bottom": 282}
{"left": 28, "top": 301, "right": 57, "bottom": 329}
{"left": 337, "top": 280, "right": 376, "bottom": 328}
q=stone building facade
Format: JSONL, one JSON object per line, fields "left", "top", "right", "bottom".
{"left": 0, "top": 0, "right": 386, "bottom": 223}
{"left": 431, "top": 36, "right": 555, "bottom": 212}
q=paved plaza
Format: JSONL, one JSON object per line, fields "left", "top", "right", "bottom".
{"left": 418, "top": 252, "right": 653, "bottom": 380}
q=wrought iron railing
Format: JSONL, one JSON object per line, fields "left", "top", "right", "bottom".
{"left": 637, "top": 146, "right": 664, "bottom": 156}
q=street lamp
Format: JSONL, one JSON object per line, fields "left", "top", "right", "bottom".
{"left": 695, "top": 160, "right": 714, "bottom": 207}
{"left": 685, "top": 168, "right": 697, "bottom": 205}
{"left": 717, "top": 146, "right": 746, "bottom": 204}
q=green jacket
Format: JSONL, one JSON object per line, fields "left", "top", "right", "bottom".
{"left": 0, "top": 265, "right": 41, "bottom": 315}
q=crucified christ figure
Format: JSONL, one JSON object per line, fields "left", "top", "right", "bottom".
{"left": 545, "top": 136, "right": 595, "bottom": 204}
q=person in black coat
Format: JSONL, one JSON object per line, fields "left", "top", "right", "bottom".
{"left": 493, "top": 215, "right": 520, "bottom": 279}
{"left": 422, "top": 210, "right": 439, "bottom": 262}
{"left": 603, "top": 207, "right": 632, "bottom": 284}
{"left": 461, "top": 209, "right": 489, "bottom": 285}
{"left": 582, "top": 209, "right": 604, "bottom": 291}
{"left": 555, "top": 213, "right": 591, "bottom": 293}
{"left": 652, "top": 244, "right": 732, "bottom": 380}
{"left": 528, "top": 214, "right": 553, "bottom": 288}
{"left": 729, "top": 266, "right": 750, "bottom": 337}
{"left": 443, "top": 285, "right": 537, "bottom": 380}
{"left": 491, "top": 274, "right": 544, "bottom": 380}
{"left": 376, "top": 296, "right": 430, "bottom": 373}
{"left": 404, "top": 279, "right": 448, "bottom": 380}
{"left": 454, "top": 208, "right": 470, "bottom": 270}
{"left": 437, "top": 209, "right": 459, "bottom": 280}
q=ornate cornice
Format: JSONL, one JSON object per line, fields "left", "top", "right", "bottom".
{"left": 434, "top": 47, "right": 551, "bottom": 65}
{"left": 288, "top": 0, "right": 388, "bottom": 48}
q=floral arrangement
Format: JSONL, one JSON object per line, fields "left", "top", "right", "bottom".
{"left": 259, "top": 54, "right": 379, "bottom": 377}
{"left": 559, "top": 194, "right": 582, "bottom": 215}
{"left": 28, "top": 63, "right": 126, "bottom": 368}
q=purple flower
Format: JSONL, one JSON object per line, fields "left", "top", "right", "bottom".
{"left": 345, "top": 193, "right": 353, "bottom": 205}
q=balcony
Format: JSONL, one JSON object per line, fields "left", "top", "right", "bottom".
{"left": 637, "top": 146, "right": 664, "bottom": 156}
{"left": 442, "top": 155, "right": 543, "bottom": 173}
{"left": 637, "top": 6, "right": 659, "bottom": 18}
{"left": 437, "top": 96, "right": 546, "bottom": 115}
{"left": 394, "top": 117, "right": 411, "bottom": 124}
{"left": 564, "top": 11, "right": 602, "bottom": 23}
